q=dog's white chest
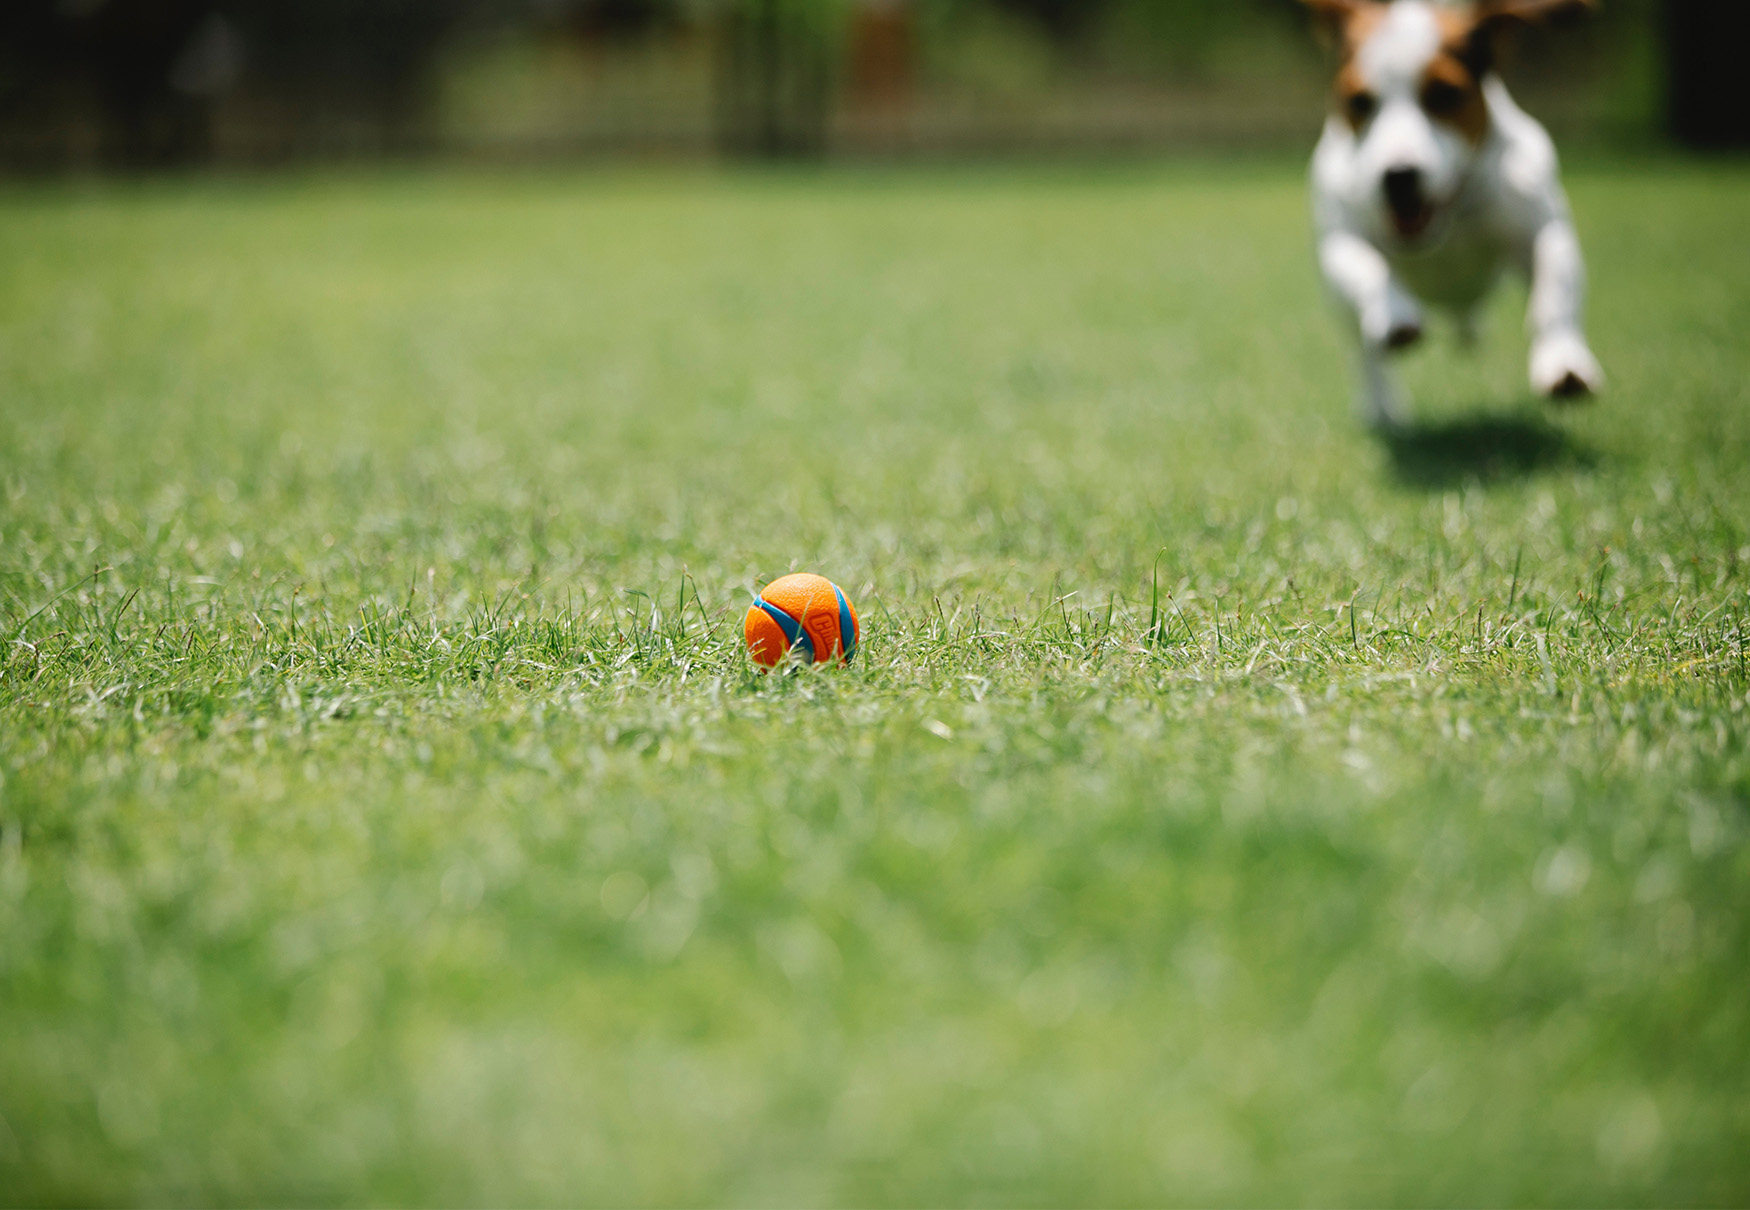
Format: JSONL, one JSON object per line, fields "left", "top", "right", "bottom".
{"left": 1387, "top": 207, "right": 1513, "bottom": 313}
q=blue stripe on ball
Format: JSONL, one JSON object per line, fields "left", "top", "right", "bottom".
{"left": 834, "top": 585, "right": 856, "bottom": 664}
{"left": 756, "top": 598, "right": 815, "bottom": 663}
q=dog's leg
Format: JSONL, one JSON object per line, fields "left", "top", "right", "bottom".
{"left": 1319, "top": 231, "right": 1421, "bottom": 427}
{"left": 1525, "top": 219, "right": 1604, "bottom": 400}
{"left": 1357, "top": 349, "right": 1407, "bottom": 431}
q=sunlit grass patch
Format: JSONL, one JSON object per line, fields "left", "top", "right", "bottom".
{"left": 1, "top": 161, "right": 1747, "bottom": 1205}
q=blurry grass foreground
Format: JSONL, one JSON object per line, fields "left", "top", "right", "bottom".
{"left": 0, "top": 161, "right": 1748, "bottom": 1204}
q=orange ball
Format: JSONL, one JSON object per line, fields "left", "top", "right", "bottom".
{"left": 744, "top": 573, "right": 860, "bottom": 669}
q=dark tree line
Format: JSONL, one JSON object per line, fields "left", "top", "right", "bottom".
{"left": 0, "top": 0, "right": 488, "bottom": 166}
{"left": 0, "top": 0, "right": 1742, "bottom": 169}
{"left": 0, "top": 0, "right": 214, "bottom": 166}
{"left": 714, "top": 0, "right": 1750, "bottom": 153}
{"left": 1664, "top": 0, "right": 1750, "bottom": 147}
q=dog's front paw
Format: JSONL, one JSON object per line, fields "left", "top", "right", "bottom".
{"left": 1364, "top": 292, "right": 1424, "bottom": 354}
{"left": 1531, "top": 332, "right": 1604, "bottom": 402}
{"left": 1385, "top": 319, "right": 1424, "bottom": 351}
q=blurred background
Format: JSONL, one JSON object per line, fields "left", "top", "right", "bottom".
{"left": 0, "top": 0, "right": 1743, "bottom": 172}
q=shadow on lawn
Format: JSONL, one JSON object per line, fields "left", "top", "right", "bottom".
{"left": 1382, "top": 409, "right": 1596, "bottom": 489}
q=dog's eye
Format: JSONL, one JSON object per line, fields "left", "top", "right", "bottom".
{"left": 1345, "top": 91, "right": 1379, "bottom": 126}
{"left": 1422, "top": 80, "right": 1468, "bottom": 117}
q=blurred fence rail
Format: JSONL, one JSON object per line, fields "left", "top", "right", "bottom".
{"left": 0, "top": 0, "right": 1726, "bottom": 172}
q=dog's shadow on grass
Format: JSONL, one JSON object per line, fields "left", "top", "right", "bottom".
{"left": 1381, "top": 408, "right": 1597, "bottom": 489}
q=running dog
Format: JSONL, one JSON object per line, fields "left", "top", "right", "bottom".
{"left": 1302, "top": 0, "right": 1604, "bottom": 427}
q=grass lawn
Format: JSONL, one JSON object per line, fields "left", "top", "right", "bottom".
{"left": 1, "top": 159, "right": 1747, "bottom": 1205}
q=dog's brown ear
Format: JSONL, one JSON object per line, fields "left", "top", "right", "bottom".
{"left": 1299, "top": 0, "right": 1374, "bottom": 33}
{"left": 1299, "top": 0, "right": 1384, "bottom": 51}
{"left": 1300, "top": 0, "right": 1365, "bottom": 19}
{"left": 1460, "top": 0, "right": 1595, "bottom": 75}
{"left": 1473, "top": 0, "right": 1598, "bottom": 31}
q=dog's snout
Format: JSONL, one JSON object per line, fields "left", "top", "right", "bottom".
{"left": 1382, "top": 167, "right": 1424, "bottom": 213}
{"left": 1381, "top": 165, "right": 1433, "bottom": 236}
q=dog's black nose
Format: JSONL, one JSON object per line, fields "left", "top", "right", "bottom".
{"left": 1383, "top": 166, "right": 1425, "bottom": 219}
